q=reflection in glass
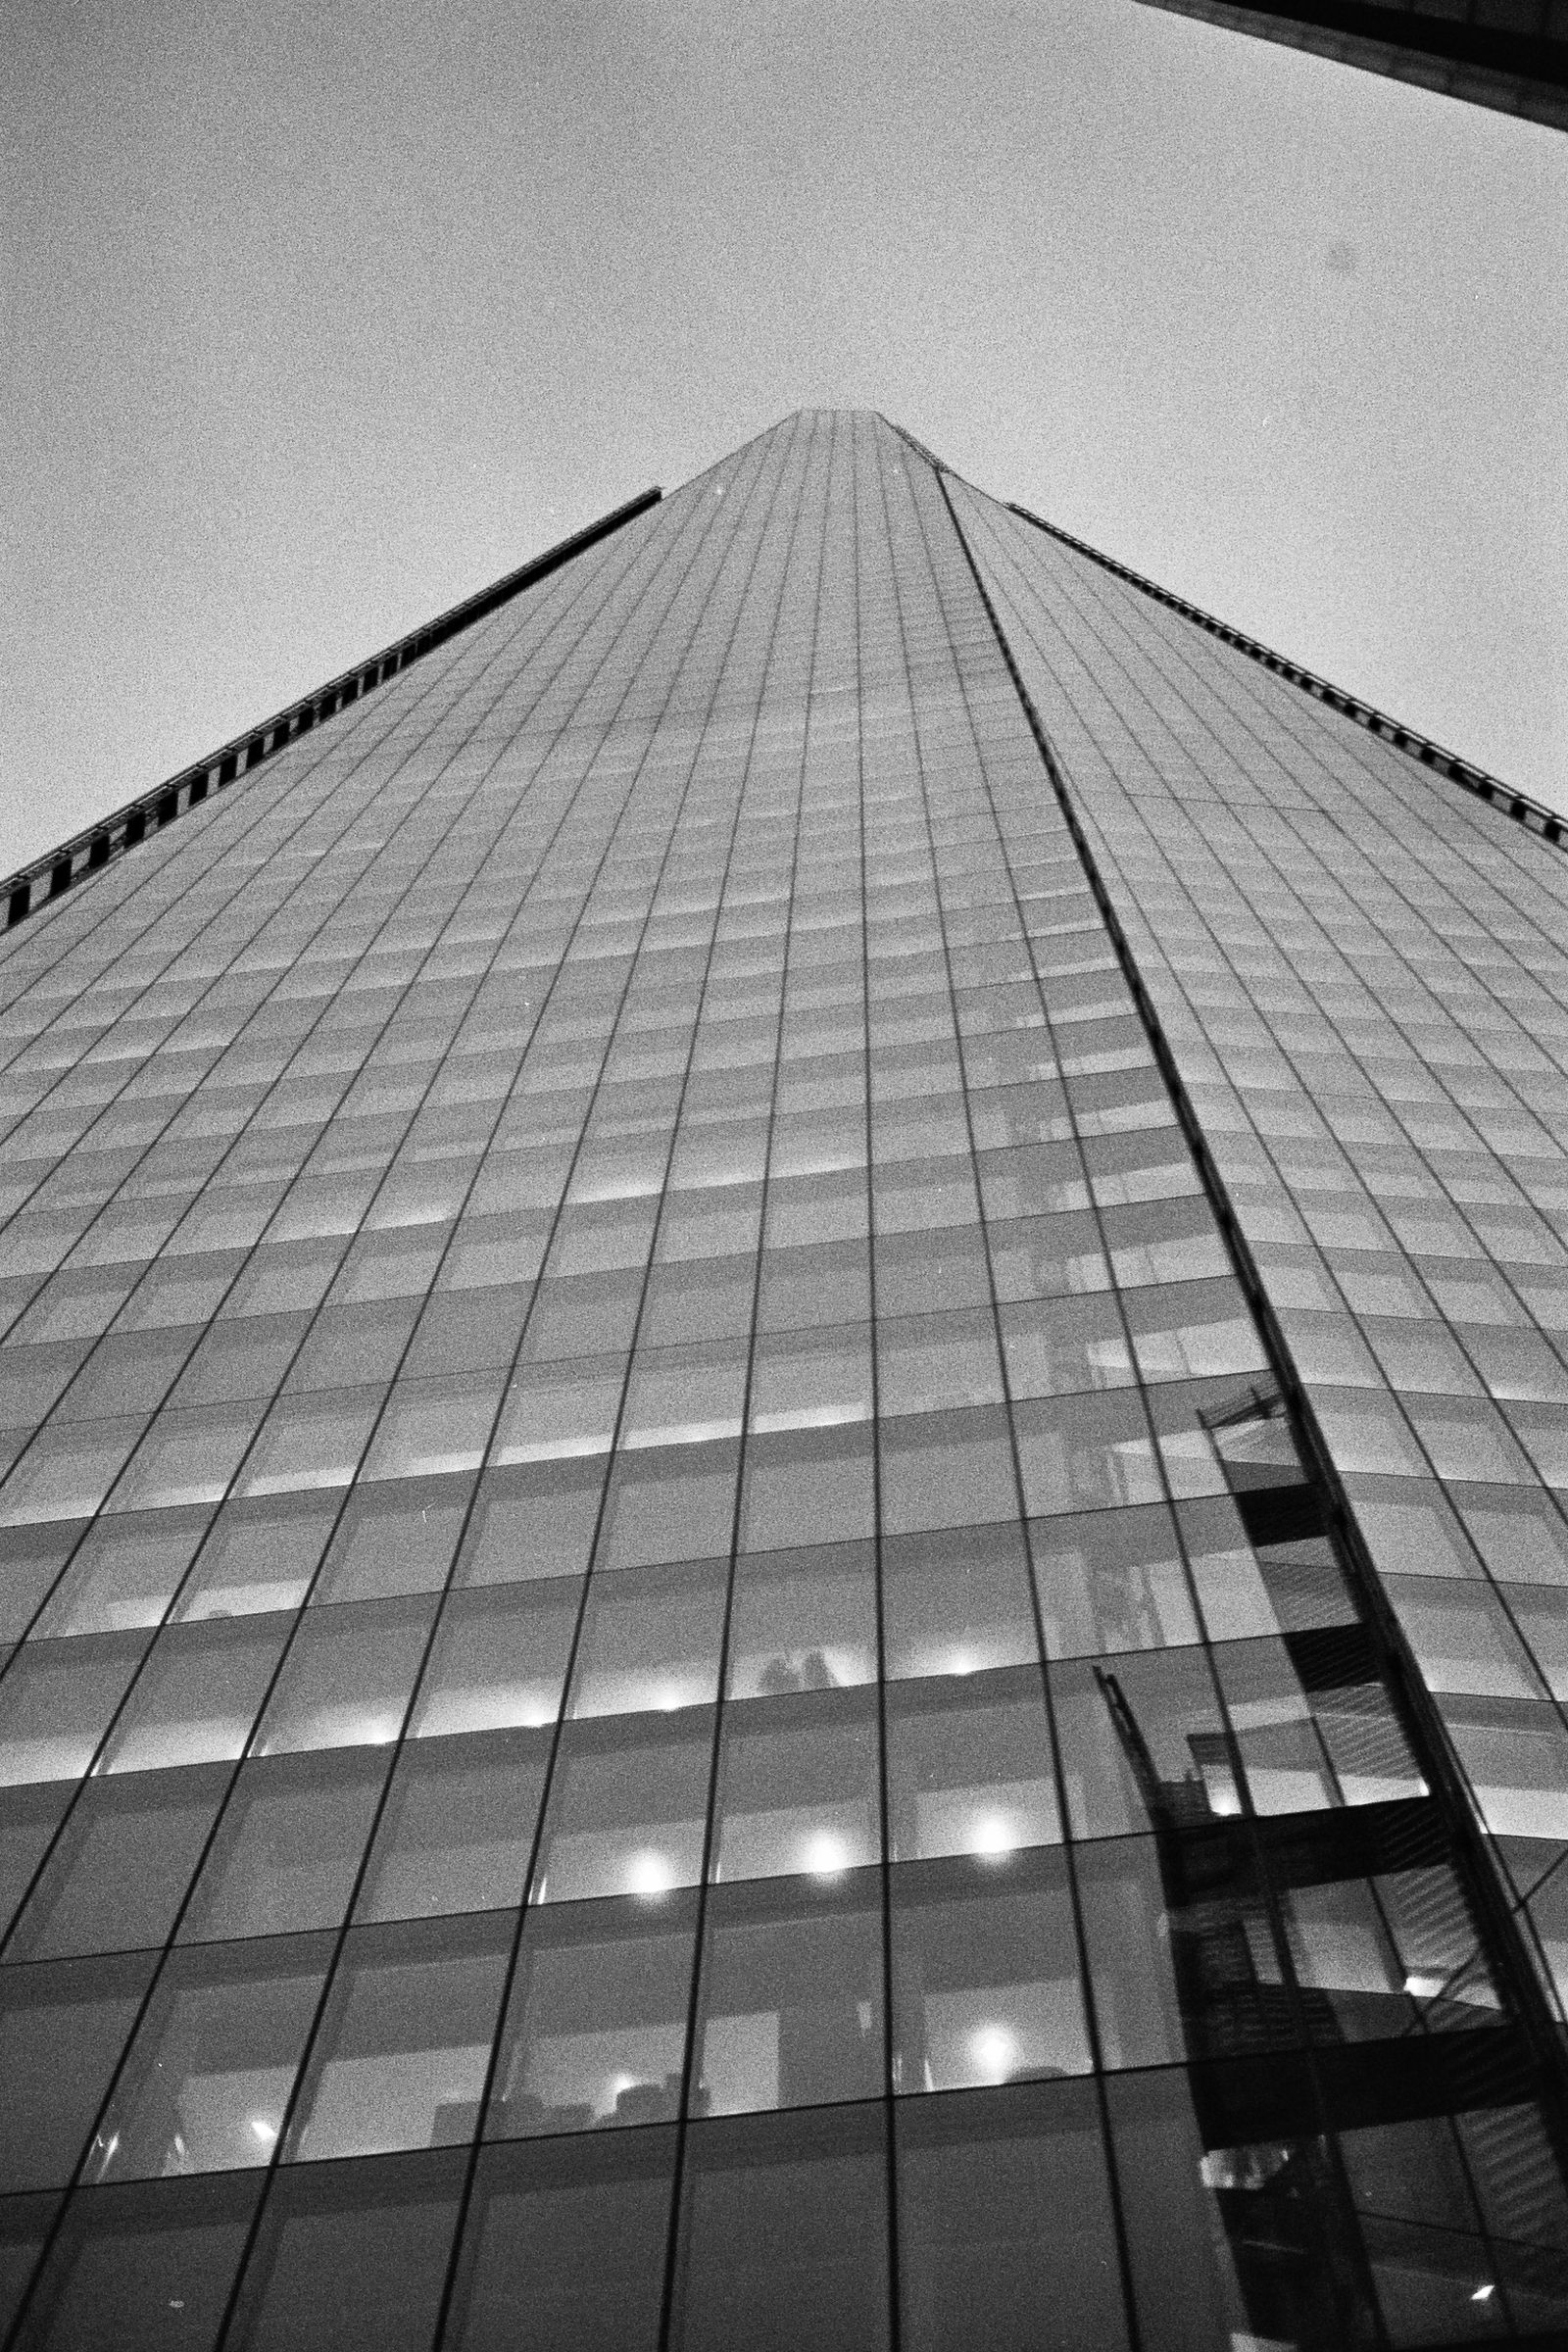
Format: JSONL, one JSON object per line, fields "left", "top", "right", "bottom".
{"left": 490, "top": 1892, "right": 697, "bottom": 2137}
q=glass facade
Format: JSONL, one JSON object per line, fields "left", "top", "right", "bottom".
{"left": 0, "top": 408, "right": 1564, "bottom": 2348}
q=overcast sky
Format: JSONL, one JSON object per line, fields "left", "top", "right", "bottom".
{"left": 4, "top": 0, "right": 1566, "bottom": 875}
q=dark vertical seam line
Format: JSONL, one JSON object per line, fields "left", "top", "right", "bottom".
{"left": 952, "top": 512, "right": 1568, "bottom": 1803}
{"left": 894, "top": 444, "right": 1147, "bottom": 2351}
{"left": 653, "top": 408, "right": 826, "bottom": 2352}
{"left": 967, "top": 486, "right": 1568, "bottom": 1933}
{"left": 854, "top": 415, "right": 904, "bottom": 2352}
{"left": 989, "top": 525, "right": 1568, "bottom": 1295}
{"left": 406, "top": 417, "right": 802, "bottom": 2352}
{"left": 939, "top": 469, "right": 1568, "bottom": 2176}
{"left": 930, "top": 486, "right": 1401, "bottom": 2352}
{"left": 941, "top": 503, "right": 1445, "bottom": 2352}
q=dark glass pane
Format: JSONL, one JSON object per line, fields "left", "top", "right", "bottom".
{"left": 454, "top": 1459, "right": 607, "bottom": 1586}
{"left": 446, "top": 2131, "right": 675, "bottom": 2352}
{"left": 6, "top": 1764, "right": 228, "bottom": 1961}
{"left": 313, "top": 1475, "right": 474, "bottom": 1605}
{"left": 357, "top": 1728, "right": 548, "bottom": 1923}
{"left": 13, "top": 2173, "right": 260, "bottom": 2352}
{"left": 178, "top": 1749, "right": 390, "bottom": 1943}
{"left": 0, "top": 1524, "right": 88, "bottom": 1642}
{"left": 0, "top": 1784, "right": 76, "bottom": 1943}
{"left": 693, "top": 1875, "right": 884, "bottom": 2115}
{"left": 0, "top": 2188, "right": 59, "bottom": 2343}
{"left": 669, "top": 2103, "right": 891, "bottom": 2352}
{"left": 890, "top": 1851, "right": 1091, "bottom": 2093}
{"left": 0, "top": 1950, "right": 156, "bottom": 2191}
{"left": 226, "top": 2147, "right": 464, "bottom": 2352}
{"left": 896, "top": 2081, "right": 1128, "bottom": 2352}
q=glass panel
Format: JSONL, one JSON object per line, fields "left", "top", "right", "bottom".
{"left": 723, "top": 1543, "right": 877, "bottom": 1699}
{"left": 895, "top": 2081, "right": 1129, "bottom": 2352}
{"left": 410, "top": 1582, "right": 580, "bottom": 1738}
{"left": 531, "top": 1714, "right": 711, "bottom": 1904}
{"left": 0, "top": 1523, "right": 83, "bottom": 1643}
{"left": 311, "top": 1474, "right": 473, "bottom": 1604}
{"left": 455, "top": 1458, "right": 608, "bottom": 1586}
{"left": 86, "top": 1936, "right": 331, "bottom": 2181}
{"left": 884, "top": 1670, "right": 1060, "bottom": 1863}
{"left": 711, "top": 1690, "right": 879, "bottom": 1884}
{"left": 100, "top": 1617, "right": 292, "bottom": 1775}
{"left": 890, "top": 1852, "right": 1092, "bottom": 2092}
{"left": 567, "top": 1558, "right": 727, "bottom": 1719}
{"left": 0, "top": 1634, "right": 149, "bottom": 1787}
{"left": 692, "top": 1877, "right": 884, "bottom": 2116}
{"left": 737, "top": 1427, "right": 874, "bottom": 1554}
{"left": 669, "top": 2104, "right": 891, "bottom": 2352}
{"left": 878, "top": 1407, "right": 1017, "bottom": 1536}
{"left": 179, "top": 1749, "right": 391, "bottom": 1943}
{"left": 283, "top": 1914, "right": 510, "bottom": 2163}
{"left": 5, "top": 1764, "right": 228, "bottom": 1962}
{"left": 882, "top": 1524, "right": 1038, "bottom": 1681}
{"left": 252, "top": 1599, "right": 436, "bottom": 1756}
{"left": 1028, "top": 1504, "right": 1200, "bottom": 1659}
{"left": 598, "top": 1442, "right": 741, "bottom": 1573}
{"left": 489, "top": 1891, "right": 697, "bottom": 2137}
{"left": 0, "top": 1950, "right": 155, "bottom": 2190}
{"left": 223, "top": 2147, "right": 464, "bottom": 2352}
{"left": 356, "top": 1728, "right": 548, "bottom": 1923}
{"left": 172, "top": 1493, "right": 338, "bottom": 1621}
{"left": 15, "top": 2173, "right": 261, "bottom": 2352}
{"left": 446, "top": 2132, "right": 675, "bottom": 2352}
{"left": 32, "top": 1508, "right": 211, "bottom": 1639}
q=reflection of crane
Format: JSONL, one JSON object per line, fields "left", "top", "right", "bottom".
{"left": 1096, "top": 1658, "right": 1369, "bottom": 2347}
{"left": 1091, "top": 1399, "right": 1568, "bottom": 2346}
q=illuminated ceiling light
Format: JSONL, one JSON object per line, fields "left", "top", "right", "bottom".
{"left": 970, "top": 1813, "right": 1017, "bottom": 1858}
{"left": 969, "top": 2024, "right": 1017, "bottom": 2082}
{"left": 627, "top": 1849, "right": 675, "bottom": 1896}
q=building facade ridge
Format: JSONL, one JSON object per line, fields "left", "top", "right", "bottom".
{"left": 1003, "top": 497, "right": 1566, "bottom": 854}
{"left": 1, "top": 486, "right": 663, "bottom": 943}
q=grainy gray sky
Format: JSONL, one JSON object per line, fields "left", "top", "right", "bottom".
{"left": 4, "top": 0, "right": 1566, "bottom": 874}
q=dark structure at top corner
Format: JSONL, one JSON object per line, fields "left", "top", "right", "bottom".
{"left": 1134, "top": 0, "right": 1568, "bottom": 133}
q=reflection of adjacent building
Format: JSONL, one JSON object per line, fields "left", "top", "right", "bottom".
{"left": 1101, "top": 1382, "right": 1568, "bottom": 2342}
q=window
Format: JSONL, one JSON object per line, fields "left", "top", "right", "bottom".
{"left": 284, "top": 1913, "right": 511, "bottom": 2163}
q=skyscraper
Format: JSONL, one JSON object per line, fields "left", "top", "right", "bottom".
{"left": 0, "top": 409, "right": 1566, "bottom": 2351}
{"left": 1133, "top": 0, "right": 1568, "bottom": 135}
